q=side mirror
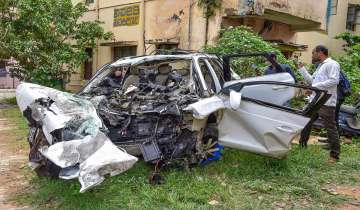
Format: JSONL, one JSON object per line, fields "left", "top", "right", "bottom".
{"left": 229, "top": 90, "right": 242, "bottom": 110}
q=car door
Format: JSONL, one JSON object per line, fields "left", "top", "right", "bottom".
{"left": 224, "top": 73, "right": 296, "bottom": 106}
{"left": 218, "top": 81, "right": 329, "bottom": 159}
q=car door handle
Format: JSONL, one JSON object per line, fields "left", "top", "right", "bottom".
{"left": 272, "top": 86, "right": 289, "bottom": 90}
{"left": 276, "top": 125, "right": 297, "bottom": 134}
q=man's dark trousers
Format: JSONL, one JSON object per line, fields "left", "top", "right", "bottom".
{"left": 300, "top": 106, "right": 340, "bottom": 159}
{"left": 335, "top": 97, "right": 345, "bottom": 131}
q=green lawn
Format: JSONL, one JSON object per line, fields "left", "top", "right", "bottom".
{"left": 3, "top": 106, "right": 360, "bottom": 210}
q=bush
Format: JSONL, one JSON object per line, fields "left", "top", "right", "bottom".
{"left": 204, "top": 26, "right": 294, "bottom": 78}
{"left": 336, "top": 33, "right": 360, "bottom": 103}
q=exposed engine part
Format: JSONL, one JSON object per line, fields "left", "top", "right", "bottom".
{"left": 95, "top": 65, "right": 219, "bottom": 178}
{"left": 17, "top": 57, "right": 224, "bottom": 189}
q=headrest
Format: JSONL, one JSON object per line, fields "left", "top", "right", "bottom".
{"left": 129, "top": 67, "right": 140, "bottom": 75}
{"left": 158, "top": 64, "right": 172, "bottom": 75}
{"left": 173, "top": 69, "right": 189, "bottom": 76}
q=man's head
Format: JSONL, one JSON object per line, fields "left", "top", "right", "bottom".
{"left": 114, "top": 67, "right": 127, "bottom": 78}
{"left": 269, "top": 53, "right": 277, "bottom": 60}
{"left": 267, "top": 53, "right": 278, "bottom": 67}
{"left": 269, "top": 53, "right": 277, "bottom": 62}
{"left": 114, "top": 70, "right": 122, "bottom": 77}
{"left": 312, "top": 45, "right": 328, "bottom": 63}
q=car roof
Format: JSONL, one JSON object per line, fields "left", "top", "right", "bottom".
{"left": 110, "top": 53, "right": 219, "bottom": 67}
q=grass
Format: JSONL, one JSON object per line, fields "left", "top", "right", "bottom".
{"left": 2, "top": 96, "right": 17, "bottom": 105}
{"left": 3, "top": 106, "right": 360, "bottom": 210}
{"left": 0, "top": 104, "right": 28, "bottom": 141}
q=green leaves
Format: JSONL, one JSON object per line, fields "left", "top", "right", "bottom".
{"left": 197, "top": 0, "right": 222, "bottom": 18}
{"left": 336, "top": 33, "right": 360, "bottom": 103}
{"left": 204, "top": 26, "right": 291, "bottom": 78}
{"left": 0, "top": 0, "right": 112, "bottom": 89}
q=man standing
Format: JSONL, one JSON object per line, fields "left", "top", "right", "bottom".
{"left": 297, "top": 45, "right": 340, "bottom": 162}
{"left": 265, "top": 53, "right": 297, "bottom": 83}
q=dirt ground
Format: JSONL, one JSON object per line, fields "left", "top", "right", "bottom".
{"left": 335, "top": 186, "right": 360, "bottom": 210}
{"left": 0, "top": 108, "right": 31, "bottom": 210}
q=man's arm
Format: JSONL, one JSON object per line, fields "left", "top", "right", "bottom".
{"left": 264, "top": 66, "right": 271, "bottom": 75}
{"left": 312, "top": 63, "right": 340, "bottom": 90}
{"left": 298, "top": 66, "right": 313, "bottom": 84}
{"left": 284, "top": 65, "right": 297, "bottom": 83}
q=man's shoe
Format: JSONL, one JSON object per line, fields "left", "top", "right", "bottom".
{"left": 343, "top": 138, "right": 353, "bottom": 145}
{"left": 327, "top": 157, "right": 339, "bottom": 164}
{"left": 318, "top": 138, "right": 329, "bottom": 143}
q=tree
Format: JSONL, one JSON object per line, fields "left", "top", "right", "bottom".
{"left": 197, "top": 0, "right": 221, "bottom": 45}
{"left": 0, "top": 0, "right": 112, "bottom": 89}
{"left": 204, "top": 26, "right": 292, "bottom": 78}
{"left": 336, "top": 33, "right": 360, "bottom": 102}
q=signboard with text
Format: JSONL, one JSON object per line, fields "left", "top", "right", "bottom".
{"left": 113, "top": 4, "right": 140, "bottom": 27}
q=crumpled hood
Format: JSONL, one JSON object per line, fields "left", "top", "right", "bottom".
{"left": 16, "top": 83, "right": 138, "bottom": 193}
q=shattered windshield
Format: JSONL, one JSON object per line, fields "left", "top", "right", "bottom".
{"left": 81, "top": 59, "right": 193, "bottom": 97}
{"left": 94, "top": 58, "right": 202, "bottom": 164}
{"left": 81, "top": 65, "right": 128, "bottom": 96}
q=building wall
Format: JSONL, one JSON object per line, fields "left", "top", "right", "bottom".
{"left": 67, "top": 0, "right": 330, "bottom": 91}
{"left": 227, "top": 0, "right": 328, "bottom": 30}
{"left": 68, "top": 0, "right": 225, "bottom": 91}
{"left": 296, "top": 0, "right": 360, "bottom": 63}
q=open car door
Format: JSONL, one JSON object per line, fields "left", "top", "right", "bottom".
{"left": 218, "top": 81, "right": 329, "bottom": 158}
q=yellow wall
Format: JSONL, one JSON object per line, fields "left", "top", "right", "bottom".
{"left": 262, "top": 0, "right": 328, "bottom": 30}
{"left": 69, "top": 0, "right": 225, "bottom": 88}
{"left": 228, "top": 0, "right": 328, "bottom": 30}
{"left": 296, "top": 0, "right": 360, "bottom": 63}
{"left": 71, "top": 0, "right": 332, "bottom": 71}
{"left": 67, "top": 0, "right": 335, "bottom": 91}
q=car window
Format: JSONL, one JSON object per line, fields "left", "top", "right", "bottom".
{"left": 208, "top": 59, "right": 225, "bottom": 86}
{"left": 228, "top": 82, "right": 328, "bottom": 116}
{"left": 198, "top": 59, "right": 216, "bottom": 94}
{"left": 80, "top": 65, "right": 121, "bottom": 95}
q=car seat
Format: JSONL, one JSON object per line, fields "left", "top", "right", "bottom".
{"left": 122, "top": 67, "right": 140, "bottom": 90}
{"left": 156, "top": 64, "right": 172, "bottom": 85}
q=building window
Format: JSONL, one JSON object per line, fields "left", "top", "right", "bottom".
{"left": 330, "top": 0, "right": 338, "bottom": 15}
{"left": 156, "top": 44, "right": 179, "bottom": 50}
{"left": 84, "top": 48, "right": 93, "bottom": 80}
{"left": 85, "top": 0, "right": 94, "bottom": 5}
{"left": 113, "top": 46, "right": 137, "bottom": 61}
{"left": 346, "top": 5, "right": 360, "bottom": 31}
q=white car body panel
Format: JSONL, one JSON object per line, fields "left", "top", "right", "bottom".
{"left": 185, "top": 73, "right": 310, "bottom": 158}
{"left": 219, "top": 73, "right": 307, "bottom": 158}
{"left": 16, "top": 53, "right": 326, "bottom": 192}
{"left": 16, "top": 83, "right": 138, "bottom": 193}
{"left": 225, "top": 73, "right": 295, "bottom": 106}
{"left": 218, "top": 101, "right": 309, "bottom": 158}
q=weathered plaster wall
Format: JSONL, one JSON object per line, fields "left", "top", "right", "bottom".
{"left": 229, "top": 0, "right": 327, "bottom": 30}
{"left": 296, "top": 0, "right": 360, "bottom": 63}
{"left": 67, "top": 0, "right": 332, "bottom": 91}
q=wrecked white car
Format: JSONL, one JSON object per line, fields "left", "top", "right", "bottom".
{"left": 16, "top": 52, "right": 329, "bottom": 192}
